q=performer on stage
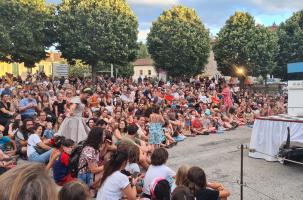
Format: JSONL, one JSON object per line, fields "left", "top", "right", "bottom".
{"left": 58, "top": 88, "right": 92, "bottom": 143}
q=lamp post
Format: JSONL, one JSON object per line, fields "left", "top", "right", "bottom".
{"left": 236, "top": 67, "right": 245, "bottom": 90}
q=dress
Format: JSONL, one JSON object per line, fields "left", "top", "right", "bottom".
{"left": 148, "top": 123, "right": 165, "bottom": 144}
{"left": 58, "top": 96, "right": 90, "bottom": 143}
{"left": 222, "top": 87, "right": 233, "bottom": 109}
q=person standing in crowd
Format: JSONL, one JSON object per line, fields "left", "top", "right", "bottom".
{"left": 149, "top": 106, "right": 165, "bottom": 149}
{"left": 221, "top": 83, "right": 233, "bottom": 115}
{"left": 58, "top": 88, "right": 92, "bottom": 143}
{"left": 18, "top": 91, "right": 38, "bottom": 120}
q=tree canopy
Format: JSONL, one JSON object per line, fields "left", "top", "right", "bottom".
{"left": 275, "top": 10, "right": 303, "bottom": 80}
{"left": 147, "top": 6, "right": 210, "bottom": 78}
{"left": 56, "top": 0, "right": 138, "bottom": 79}
{"left": 0, "top": 0, "right": 55, "bottom": 67}
{"left": 137, "top": 42, "right": 150, "bottom": 59}
{"left": 213, "top": 12, "right": 279, "bottom": 78}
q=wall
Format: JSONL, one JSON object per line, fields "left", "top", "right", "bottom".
{"left": 132, "top": 65, "right": 158, "bottom": 80}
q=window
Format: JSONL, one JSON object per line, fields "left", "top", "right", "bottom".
{"left": 140, "top": 70, "right": 143, "bottom": 75}
{"left": 148, "top": 70, "right": 151, "bottom": 76}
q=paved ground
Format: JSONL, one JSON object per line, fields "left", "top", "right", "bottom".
{"left": 167, "top": 127, "right": 303, "bottom": 200}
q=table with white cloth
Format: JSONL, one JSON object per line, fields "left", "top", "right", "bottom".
{"left": 249, "top": 115, "right": 303, "bottom": 161}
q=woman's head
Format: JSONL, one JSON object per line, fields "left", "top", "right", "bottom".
{"left": 87, "top": 118, "right": 96, "bottom": 129}
{"left": 187, "top": 166, "right": 207, "bottom": 188}
{"left": 85, "top": 127, "right": 104, "bottom": 150}
{"left": 118, "top": 120, "right": 127, "bottom": 131}
{"left": 171, "top": 186, "right": 194, "bottom": 200}
{"left": 128, "top": 144, "right": 140, "bottom": 164}
{"left": 0, "top": 163, "right": 58, "bottom": 200}
{"left": 100, "top": 150, "right": 129, "bottom": 186}
{"left": 59, "top": 181, "right": 89, "bottom": 200}
{"left": 150, "top": 178, "right": 171, "bottom": 200}
{"left": 34, "top": 124, "right": 44, "bottom": 136}
{"left": 175, "top": 165, "right": 190, "bottom": 187}
{"left": 151, "top": 148, "right": 169, "bottom": 166}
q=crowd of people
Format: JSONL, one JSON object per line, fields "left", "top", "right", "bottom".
{"left": 0, "top": 72, "right": 287, "bottom": 200}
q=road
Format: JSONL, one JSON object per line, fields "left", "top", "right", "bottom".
{"left": 167, "top": 127, "right": 303, "bottom": 200}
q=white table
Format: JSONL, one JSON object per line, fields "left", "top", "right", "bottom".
{"left": 249, "top": 116, "right": 303, "bottom": 161}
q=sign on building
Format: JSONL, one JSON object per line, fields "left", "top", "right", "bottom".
{"left": 52, "top": 63, "right": 69, "bottom": 78}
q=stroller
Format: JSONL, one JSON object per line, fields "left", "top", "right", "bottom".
{"left": 278, "top": 127, "right": 303, "bottom": 165}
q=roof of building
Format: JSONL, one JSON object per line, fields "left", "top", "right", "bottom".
{"left": 132, "top": 58, "right": 154, "bottom": 66}
{"left": 45, "top": 52, "right": 65, "bottom": 62}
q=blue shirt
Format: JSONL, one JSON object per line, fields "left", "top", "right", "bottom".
{"left": 19, "top": 98, "right": 37, "bottom": 117}
{"left": 43, "top": 130, "right": 54, "bottom": 139}
{"left": 0, "top": 136, "right": 11, "bottom": 151}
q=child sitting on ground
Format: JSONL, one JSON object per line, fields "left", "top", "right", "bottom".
{"left": 52, "top": 139, "right": 75, "bottom": 186}
{"left": 43, "top": 122, "right": 55, "bottom": 142}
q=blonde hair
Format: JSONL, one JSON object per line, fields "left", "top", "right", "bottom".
{"left": 175, "top": 164, "right": 190, "bottom": 187}
{"left": 0, "top": 163, "right": 58, "bottom": 200}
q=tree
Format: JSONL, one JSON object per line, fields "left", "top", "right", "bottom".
{"left": 275, "top": 10, "right": 303, "bottom": 80}
{"left": 0, "top": 0, "right": 55, "bottom": 67}
{"left": 147, "top": 6, "right": 210, "bottom": 78}
{"left": 213, "top": 12, "right": 278, "bottom": 79}
{"left": 69, "top": 60, "right": 91, "bottom": 78}
{"left": 56, "top": 0, "right": 138, "bottom": 81}
{"left": 137, "top": 42, "right": 150, "bottom": 59}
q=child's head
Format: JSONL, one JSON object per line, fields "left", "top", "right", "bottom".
{"left": 187, "top": 166, "right": 207, "bottom": 189}
{"left": 52, "top": 136, "right": 65, "bottom": 149}
{"left": 46, "top": 122, "right": 53, "bottom": 130}
{"left": 151, "top": 148, "right": 169, "bottom": 166}
{"left": 171, "top": 186, "right": 194, "bottom": 200}
{"left": 128, "top": 144, "right": 140, "bottom": 164}
{"left": 175, "top": 165, "right": 190, "bottom": 187}
{"left": 62, "top": 139, "right": 75, "bottom": 155}
{"left": 59, "top": 181, "right": 90, "bottom": 200}
{"left": 150, "top": 178, "right": 171, "bottom": 200}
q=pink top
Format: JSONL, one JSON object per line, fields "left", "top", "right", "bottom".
{"left": 222, "top": 87, "right": 233, "bottom": 108}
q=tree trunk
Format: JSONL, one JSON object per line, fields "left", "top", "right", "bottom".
{"left": 91, "top": 65, "right": 97, "bottom": 83}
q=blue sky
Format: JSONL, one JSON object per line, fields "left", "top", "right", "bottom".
{"left": 47, "top": 0, "right": 303, "bottom": 42}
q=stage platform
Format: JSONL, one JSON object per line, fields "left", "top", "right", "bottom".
{"left": 249, "top": 114, "right": 303, "bottom": 161}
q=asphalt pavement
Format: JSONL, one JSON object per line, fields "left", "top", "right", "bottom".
{"left": 167, "top": 127, "right": 303, "bottom": 200}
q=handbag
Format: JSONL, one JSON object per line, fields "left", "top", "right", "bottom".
{"left": 34, "top": 146, "right": 48, "bottom": 155}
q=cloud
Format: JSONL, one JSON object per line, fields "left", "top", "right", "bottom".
{"left": 251, "top": 0, "right": 303, "bottom": 13}
{"left": 138, "top": 29, "right": 150, "bottom": 43}
{"left": 127, "top": 0, "right": 179, "bottom": 6}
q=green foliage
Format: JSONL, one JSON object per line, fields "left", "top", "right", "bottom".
{"left": 57, "top": 0, "right": 138, "bottom": 78}
{"left": 0, "top": 0, "right": 55, "bottom": 67}
{"left": 275, "top": 10, "right": 303, "bottom": 80}
{"left": 147, "top": 6, "right": 210, "bottom": 78}
{"left": 68, "top": 60, "right": 91, "bottom": 77}
{"left": 213, "top": 12, "right": 279, "bottom": 77}
{"left": 137, "top": 42, "right": 150, "bottom": 59}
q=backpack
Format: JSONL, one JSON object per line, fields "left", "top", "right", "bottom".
{"left": 68, "top": 140, "right": 87, "bottom": 178}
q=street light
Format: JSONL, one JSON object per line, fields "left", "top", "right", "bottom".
{"left": 236, "top": 67, "right": 244, "bottom": 75}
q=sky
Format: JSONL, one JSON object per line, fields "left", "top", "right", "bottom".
{"left": 47, "top": 0, "right": 303, "bottom": 42}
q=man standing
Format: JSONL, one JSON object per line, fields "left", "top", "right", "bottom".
{"left": 18, "top": 91, "right": 38, "bottom": 120}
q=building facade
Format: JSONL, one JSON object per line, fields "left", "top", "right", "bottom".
{"left": 0, "top": 52, "right": 65, "bottom": 77}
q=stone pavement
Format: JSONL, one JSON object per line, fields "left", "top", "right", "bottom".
{"left": 167, "top": 127, "right": 303, "bottom": 200}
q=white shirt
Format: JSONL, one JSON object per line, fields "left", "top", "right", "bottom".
{"left": 143, "top": 165, "right": 175, "bottom": 195}
{"left": 27, "top": 134, "right": 42, "bottom": 157}
{"left": 125, "top": 162, "right": 140, "bottom": 174}
{"left": 96, "top": 171, "right": 130, "bottom": 200}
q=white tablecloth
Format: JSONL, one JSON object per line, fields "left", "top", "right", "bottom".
{"left": 249, "top": 117, "right": 303, "bottom": 161}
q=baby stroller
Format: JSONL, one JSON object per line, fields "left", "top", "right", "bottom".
{"left": 278, "top": 127, "right": 303, "bottom": 165}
